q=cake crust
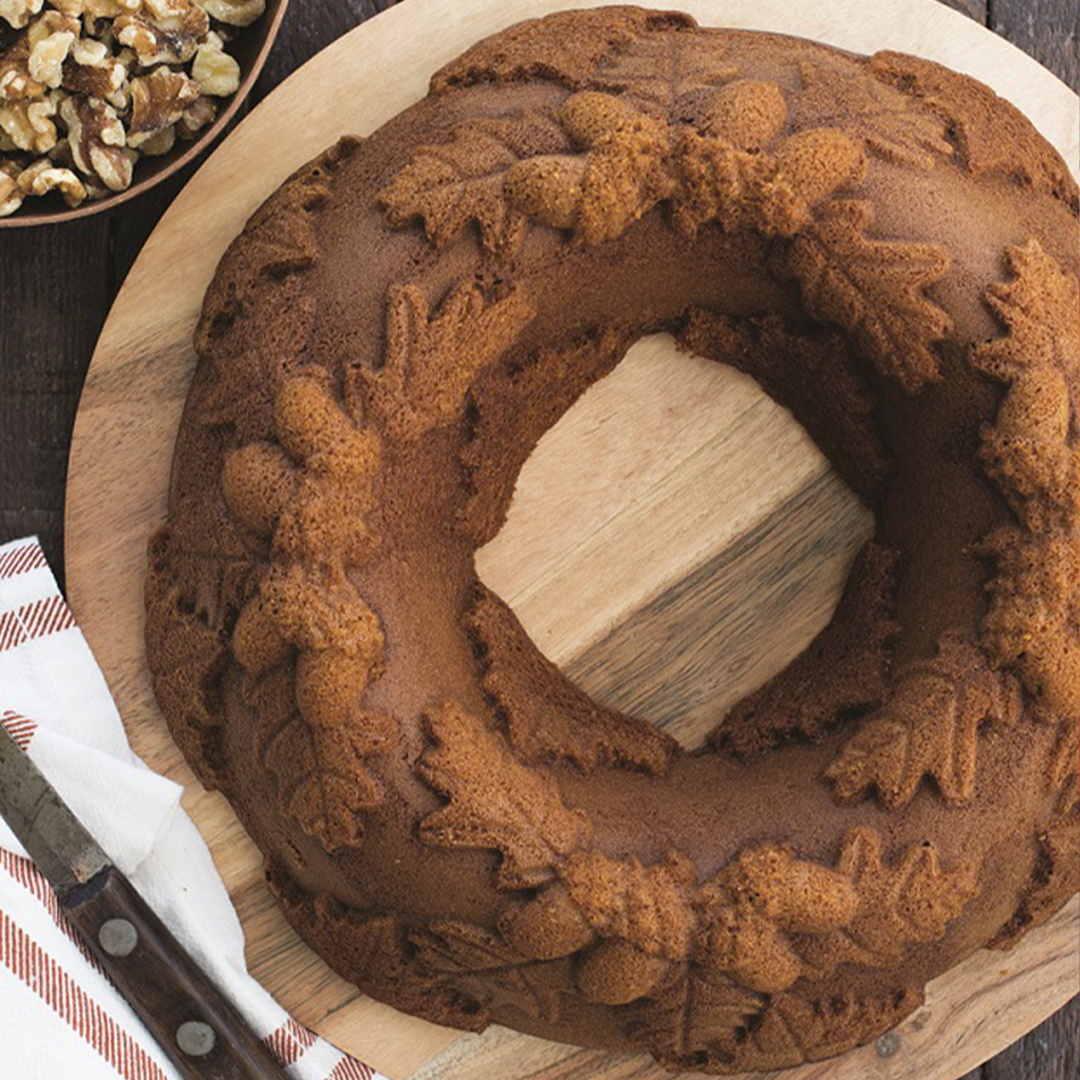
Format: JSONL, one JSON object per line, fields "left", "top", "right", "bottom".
{"left": 145, "top": 8, "right": 1079, "bottom": 1072}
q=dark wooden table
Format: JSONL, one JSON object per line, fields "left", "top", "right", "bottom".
{"left": 0, "top": 1, "right": 1076, "bottom": 1077}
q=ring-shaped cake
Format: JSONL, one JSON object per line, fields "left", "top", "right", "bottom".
{"left": 146, "top": 7, "right": 1079, "bottom": 1072}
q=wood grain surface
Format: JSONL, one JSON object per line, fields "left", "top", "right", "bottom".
{"left": 1, "top": 0, "right": 1075, "bottom": 1077}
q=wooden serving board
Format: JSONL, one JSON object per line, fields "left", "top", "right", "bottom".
{"left": 64, "top": 2, "right": 1080, "bottom": 1078}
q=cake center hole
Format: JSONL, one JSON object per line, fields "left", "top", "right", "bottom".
{"left": 475, "top": 333, "right": 874, "bottom": 750}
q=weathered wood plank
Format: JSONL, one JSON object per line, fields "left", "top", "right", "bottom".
{"left": 0, "top": 220, "right": 111, "bottom": 583}
{"left": 991, "top": 0, "right": 1080, "bottom": 91}
{"left": 936, "top": 0, "right": 988, "bottom": 23}
{"left": 983, "top": 998, "right": 1079, "bottom": 1080}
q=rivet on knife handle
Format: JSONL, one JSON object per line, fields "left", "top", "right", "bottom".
{"left": 69, "top": 862, "right": 293, "bottom": 1080}
{"left": 0, "top": 726, "right": 291, "bottom": 1080}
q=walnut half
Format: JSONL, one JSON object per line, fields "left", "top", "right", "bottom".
{"left": 17, "top": 154, "right": 86, "bottom": 204}
{"left": 61, "top": 93, "right": 134, "bottom": 190}
{"left": 191, "top": 29, "right": 238, "bottom": 96}
{"left": 0, "top": 92, "right": 58, "bottom": 153}
{"left": 197, "top": 0, "right": 264, "bottom": 27}
{"left": 128, "top": 66, "right": 199, "bottom": 147}
{"left": 115, "top": 0, "right": 209, "bottom": 67}
{"left": 0, "top": 158, "right": 22, "bottom": 214}
{"left": 62, "top": 36, "right": 128, "bottom": 109}
{"left": 0, "top": 0, "right": 44, "bottom": 30}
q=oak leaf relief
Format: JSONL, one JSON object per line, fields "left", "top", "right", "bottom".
{"left": 793, "top": 828, "right": 979, "bottom": 976}
{"left": 465, "top": 585, "right": 676, "bottom": 776}
{"left": 627, "top": 966, "right": 765, "bottom": 1067}
{"left": 418, "top": 701, "right": 592, "bottom": 888}
{"left": 372, "top": 280, "right": 535, "bottom": 437}
{"left": 787, "top": 198, "right": 952, "bottom": 392}
{"left": 412, "top": 920, "right": 562, "bottom": 1022}
{"left": 971, "top": 241, "right": 1079, "bottom": 721}
{"left": 377, "top": 111, "right": 570, "bottom": 255}
{"left": 715, "top": 986, "right": 923, "bottom": 1072}
{"left": 869, "top": 51, "right": 1078, "bottom": 211}
{"left": 796, "top": 58, "right": 953, "bottom": 169}
{"left": 588, "top": 30, "right": 738, "bottom": 114}
{"left": 971, "top": 239, "right": 1079, "bottom": 530}
{"left": 826, "top": 633, "right": 1021, "bottom": 808}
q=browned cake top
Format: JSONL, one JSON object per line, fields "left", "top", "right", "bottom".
{"left": 145, "top": 7, "right": 1079, "bottom": 1073}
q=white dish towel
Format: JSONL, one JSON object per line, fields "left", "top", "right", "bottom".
{"left": 0, "top": 536, "right": 386, "bottom": 1080}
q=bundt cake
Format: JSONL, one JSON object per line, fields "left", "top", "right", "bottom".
{"left": 145, "top": 7, "right": 1079, "bottom": 1071}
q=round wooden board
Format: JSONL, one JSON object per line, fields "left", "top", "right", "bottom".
{"left": 65, "top": 2, "right": 1079, "bottom": 1078}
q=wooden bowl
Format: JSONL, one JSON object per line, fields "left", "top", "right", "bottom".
{"left": 0, "top": 0, "right": 290, "bottom": 228}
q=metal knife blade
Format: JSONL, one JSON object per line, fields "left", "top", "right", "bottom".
{"left": 0, "top": 724, "right": 111, "bottom": 902}
{"left": 0, "top": 723, "right": 292, "bottom": 1080}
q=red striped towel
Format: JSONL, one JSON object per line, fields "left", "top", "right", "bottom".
{"left": 0, "top": 537, "right": 382, "bottom": 1080}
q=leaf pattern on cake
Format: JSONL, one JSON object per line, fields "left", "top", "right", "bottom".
{"left": 266, "top": 862, "right": 490, "bottom": 1031}
{"left": 372, "top": 280, "right": 535, "bottom": 437}
{"left": 429, "top": 8, "right": 699, "bottom": 94}
{"left": 632, "top": 973, "right": 921, "bottom": 1071}
{"left": 144, "top": 533, "right": 234, "bottom": 792}
{"left": 587, "top": 29, "right": 738, "bottom": 113}
{"left": 384, "top": 73, "right": 879, "bottom": 253}
{"left": 826, "top": 632, "right": 1022, "bottom": 808}
{"left": 416, "top": 814, "right": 976, "bottom": 1031}
{"left": 787, "top": 198, "right": 952, "bottom": 392}
{"left": 869, "top": 51, "right": 1079, "bottom": 212}
{"left": 626, "top": 967, "right": 766, "bottom": 1067}
{"left": 216, "top": 373, "right": 392, "bottom": 852}
{"left": 794, "top": 828, "right": 979, "bottom": 975}
{"left": 972, "top": 241, "right": 1079, "bottom": 528}
{"left": 465, "top": 585, "right": 676, "bottom": 775}
{"left": 412, "top": 920, "right": 562, "bottom": 1022}
{"left": 796, "top": 58, "right": 953, "bottom": 169}
{"left": 714, "top": 541, "right": 901, "bottom": 758}
{"left": 967, "top": 241, "right": 1080, "bottom": 728}
{"left": 262, "top": 707, "right": 393, "bottom": 853}
{"left": 418, "top": 701, "right": 592, "bottom": 888}
{"left": 377, "top": 111, "right": 570, "bottom": 255}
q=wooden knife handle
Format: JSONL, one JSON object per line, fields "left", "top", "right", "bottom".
{"left": 65, "top": 866, "right": 292, "bottom": 1080}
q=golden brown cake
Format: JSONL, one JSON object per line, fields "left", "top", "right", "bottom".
{"left": 145, "top": 7, "right": 1079, "bottom": 1072}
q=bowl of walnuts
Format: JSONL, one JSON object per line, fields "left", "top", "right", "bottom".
{"left": 0, "top": 0, "right": 289, "bottom": 224}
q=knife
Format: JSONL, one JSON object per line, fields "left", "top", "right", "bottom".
{"left": 0, "top": 724, "right": 291, "bottom": 1080}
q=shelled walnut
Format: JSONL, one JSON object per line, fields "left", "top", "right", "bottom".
{"left": 0, "top": 0, "right": 44, "bottom": 30}
{"left": 0, "top": 157, "right": 22, "bottom": 212}
{"left": 128, "top": 66, "right": 198, "bottom": 146}
{"left": 16, "top": 152, "right": 84, "bottom": 202}
{"left": 0, "top": 0, "right": 269, "bottom": 216}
